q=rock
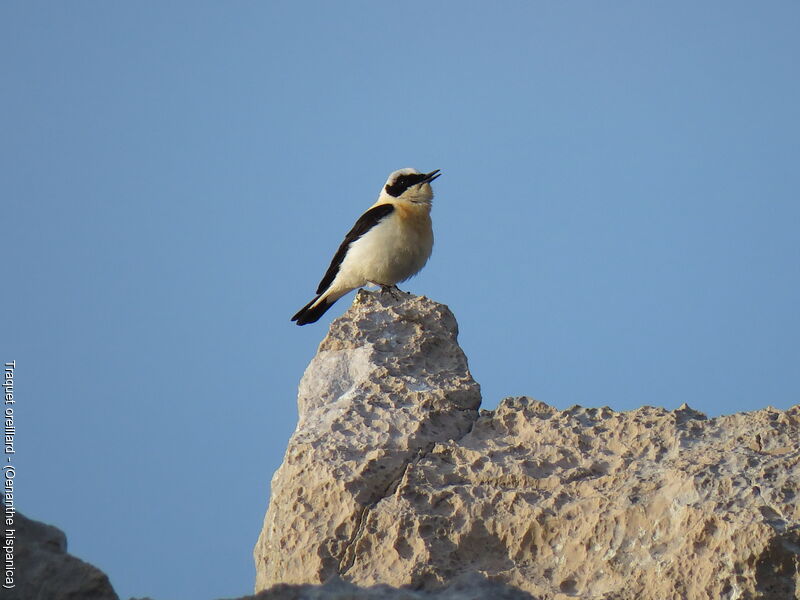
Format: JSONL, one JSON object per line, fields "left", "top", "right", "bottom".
{"left": 11, "top": 508, "right": 530, "bottom": 600}
{"left": 238, "top": 572, "right": 536, "bottom": 599}
{"left": 8, "top": 509, "right": 119, "bottom": 600}
{"left": 347, "top": 398, "right": 800, "bottom": 599}
{"left": 255, "top": 291, "right": 800, "bottom": 600}
{"left": 254, "top": 290, "right": 482, "bottom": 591}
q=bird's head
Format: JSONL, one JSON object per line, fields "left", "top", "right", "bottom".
{"left": 380, "top": 168, "right": 441, "bottom": 204}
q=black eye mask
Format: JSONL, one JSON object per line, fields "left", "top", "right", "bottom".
{"left": 384, "top": 173, "right": 428, "bottom": 197}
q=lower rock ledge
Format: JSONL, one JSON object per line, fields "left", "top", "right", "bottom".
{"left": 230, "top": 573, "right": 537, "bottom": 600}
{"left": 9, "top": 508, "right": 119, "bottom": 600}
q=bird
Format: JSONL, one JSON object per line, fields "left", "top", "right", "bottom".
{"left": 291, "top": 167, "right": 440, "bottom": 326}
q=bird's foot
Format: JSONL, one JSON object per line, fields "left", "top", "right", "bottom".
{"left": 379, "top": 284, "right": 404, "bottom": 300}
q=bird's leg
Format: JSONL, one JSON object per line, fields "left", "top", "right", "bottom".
{"left": 379, "top": 284, "right": 403, "bottom": 300}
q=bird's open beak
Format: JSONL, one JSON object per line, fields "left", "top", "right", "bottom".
{"left": 420, "top": 169, "right": 441, "bottom": 185}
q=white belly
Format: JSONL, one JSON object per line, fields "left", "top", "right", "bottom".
{"left": 335, "top": 212, "right": 433, "bottom": 290}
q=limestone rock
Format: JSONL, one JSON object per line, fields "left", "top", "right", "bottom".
{"left": 8, "top": 509, "right": 119, "bottom": 600}
{"left": 254, "top": 290, "right": 482, "bottom": 591}
{"left": 255, "top": 291, "right": 800, "bottom": 600}
{"left": 241, "top": 573, "right": 535, "bottom": 599}
{"left": 344, "top": 399, "right": 800, "bottom": 599}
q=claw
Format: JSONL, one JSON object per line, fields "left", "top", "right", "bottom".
{"left": 379, "top": 284, "right": 403, "bottom": 300}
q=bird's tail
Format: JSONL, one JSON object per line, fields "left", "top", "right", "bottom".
{"left": 291, "top": 294, "right": 336, "bottom": 326}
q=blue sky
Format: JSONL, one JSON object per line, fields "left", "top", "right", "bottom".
{"left": 2, "top": 2, "right": 799, "bottom": 599}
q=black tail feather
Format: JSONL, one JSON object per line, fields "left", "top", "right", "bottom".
{"left": 291, "top": 295, "right": 335, "bottom": 326}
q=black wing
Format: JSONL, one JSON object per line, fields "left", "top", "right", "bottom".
{"left": 316, "top": 203, "right": 395, "bottom": 294}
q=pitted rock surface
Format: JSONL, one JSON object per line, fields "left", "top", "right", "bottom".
{"left": 254, "top": 290, "right": 482, "bottom": 591}
{"left": 254, "top": 291, "right": 800, "bottom": 600}
{"left": 342, "top": 398, "right": 799, "bottom": 599}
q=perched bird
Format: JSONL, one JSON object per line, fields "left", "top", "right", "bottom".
{"left": 291, "top": 167, "right": 440, "bottom": 325}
